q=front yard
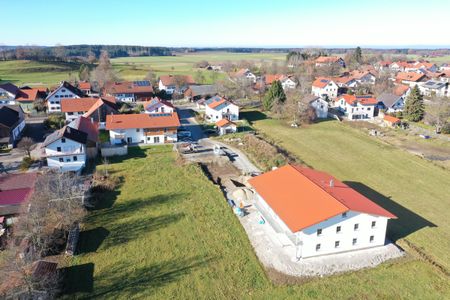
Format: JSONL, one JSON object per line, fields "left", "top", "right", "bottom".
{"left": 61, "top": 145, "right": 449, "bottom": 299}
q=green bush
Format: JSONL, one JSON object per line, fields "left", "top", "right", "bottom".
{"left": 44, "top": 114, "right": 65, "bottom": 129}
{"left": 20, "top": 157, "right": 34, "bottom": 170}
{"left": 441, "top": 123, "right": 450, "bottom": 134}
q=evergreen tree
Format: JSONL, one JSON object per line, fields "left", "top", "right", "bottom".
{"left": 263, "top": 80, "right": 286, "bottom": 111}
{"left": 354, "top": 46, "right": 363, "bottom": 64}
{"left": 404, "top": 85, "right": 425, "bottom": 122}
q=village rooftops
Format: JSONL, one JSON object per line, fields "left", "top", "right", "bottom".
{"left": 312, "top": 77, "right": 335, "bottom": 88}
{"left": 60, "top": 97, "right": 99, "bottom": 113}
{"left": 204, "top": 95, "right": 234, "bottom": 111}
{"left": 104, "top": 81, "right": 154, "bottom": 94}
{"left": 215, "top": 119, "right": 235, "bottom": 127}
{"left": 78, "top": 81, "right": 91, "bottom": 90}
{"left": 0, "top": 83, "right": 20, "bottom": 96}
{"left": 69, "top": 116, "right": 99, "bottom": 143}
{"left": 249, "top": 165, "right": 396, "bottom": 233}
{"left": 15, "top": 88, "right": 40, "bottom": 102}
{"left": 396, "top": 72, "right": 426, "bottom": 82}
{"left": 393, "top": 84, "right": 410, "bottom": 96}
{"left": 46, "top": 81, "right": 85, "bottom": 100}
{"left": 0, "top": 173, "right": 37, "bottom": 216}
{"left": 336, "top": 94, "right": 378, "bottom": 106}
{"left": 383, "top": 115, "right": 401, "bottom": 124}
{"left": 159, "top": 75, "right": 195, "bottom": 86}
{"left": 315, "top": 56, "right": 341, "bottom": 63}
{"left": 105, "top": 112, "right": 180, "bottom": 130}
{"left": 0, "top": 106, "right": 21, "bottom": 129}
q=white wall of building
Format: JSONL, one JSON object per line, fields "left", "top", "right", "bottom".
{"left": 109, "top": 128, "right": 177, "bottom": 145}
{"left": 312, "top": 81, "right": 338, "bottom": 98}
{"left": 65, "top": 111, "right": 86, "bottom": 122}
{"left": 334, "top": 99, "right": 376, "bottom": 121}
{"left": 47, "top": 88, "right": 80, "bottom": 113}
{"left": 310, "top": 98, "right": 329, "bottom": 119}
{"left": 205, "top": 103, "right": 239, "bottom": 122}
{"left": 44, "top": 138, "right": 86, "bottom": 172}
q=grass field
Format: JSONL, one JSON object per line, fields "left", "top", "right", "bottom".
{"left": 61, "top": 146, "right": 449, "bottom": 299}
{"left": 0, "top": 52, "right": 286, "bottom": 86}
{"left": 242, "top": 111, "right": 450, "bottom": 272}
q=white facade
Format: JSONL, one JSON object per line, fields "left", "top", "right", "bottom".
{"left": 309, "top": 97, "right": 329, "bottom": 119}
{"left": 158, "top": 80, "right": 175, "bottom": 95}
{"left": 312, "top": 81, "right": 338, "bottom": 99}
{"left": 11, "top": 119, "right": 26, "bottom": 144}
{"left": 281, "top": 78, "right": 297, "bottom": 90}
{"left": 334, "top": 98, "right": 376, "bottom": 121}
{"left": 114, "top": 93, "right": 135, "bottom": 102}
{"left": 0, "top": 87, "right": 16, "bottom": 104}
{"left": 255, "top": 194, "right": 389, "bottom": 259}
{"left": 65, "top": 111, "right": 86, "bottom": 123}
{"left": 144, "top": 103, "right": 174, "bottom": 114}
{"left": 205, "top": 102, "right": 239, "bottom": 122}
{"left": 47, "top": 88, "right": 81, "bottom": 113}
{"left": 44, "top": 138, "right": 86, "bottom": 172}
{"left": 217, "top": 123, "right": 237, "bottom": 135}
{"left": 109, "top": 128, "right": 177, "bottom": 145}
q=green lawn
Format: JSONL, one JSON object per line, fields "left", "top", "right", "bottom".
{"left": 242, "top": 111, "right": 450, "bottom": 272}
{"left": 0, "top": 52, "right": 287, "bottom": 86}
{"left": 62, "top": 146, "right": 449, "bottom": 299}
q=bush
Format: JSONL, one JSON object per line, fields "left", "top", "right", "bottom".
{"left": 20, "top": 156, "right": 33, "bottom": 170}
{"left": 441, "top": 123, "right": 450, "bottom": 134}
{"left": 44, "top": 114, "right": 65, "bottom": 129}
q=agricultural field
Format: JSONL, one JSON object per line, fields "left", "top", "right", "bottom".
{"left": 61, "top": 146, "right": 449, "bottom": 299}
{"left": 0, "top": 52, "right": 287, "bottom": 87}
{"left": 241, "top": 111, "right": 450, "bottom": 272}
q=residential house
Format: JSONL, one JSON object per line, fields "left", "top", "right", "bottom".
{"left": 349, "top": 70, "right": 377, "bottom": 85}
{"left": 300, "top": 95, "right": 329, "bottom": 119}
{"left": 377, "top": 85, "right": 410, "bottom": 113}
{"left": 440, "top": 63, "right": 450, "bottom": 71}
{"left": 383, "top": 115, "right": 401, "bottom": 127}
{"left": 333, "top": 94, "right": 377, "bottom": 121}
{"left": 68, "top": 116, "right": 99, "bottom": 158}
{"left": 0, "top": 83, "right": 20, "bottom": 105}
{"left": 264, "top": 74, "right": 297, "bottom": 90}
{"left": 395, "top": 72, "right": 428, "bottom": 87}
{"left": 419, "top": 80, "right": 449, "bottom": 97}
{"left": 315, "top": 56, "right": 346, "bottom": 68}
{"left": 216, "top": 119, "right": 237, "bottom": 135}
{"left": 375, "top": 61, "right": 392, "bottom": 71}
{"left": 43, "top": 125, "right": 89, "bottom": 173}
{"left": 232, "top": 69, "right": 257, "bottom": 83}
{"left": 248, "top": 165, "right": 396, "bottom": 259}
{"left": 184, "top": 85, "right": 218, "bottom": 101}
{"left": 204, "top": 96, "right": 239, "bottom": 122}
{"left": 104, "top": 81, "right": 154, "bottom": 102}
{"left": 0, "top": 173, "right": 37, "bottom": 226}
{"left": 46, "top": 81, "right": 86, "bottom": 113}
{"left": 15, "top": 88, "right": 46, "bottom": 113}
{"left": 0, "top": 105, "right": 25, "bottom": 148}
{"left": 61, "top": 97, "right": 118, "bottom": 123}
{"left": 144, "top": 97, "right": 175, "bottom": 114}
{"left": 106, "top": 113, "right": 180, "bottom": 145}
{"left": 311, "top": 77, "right": 339, "bottom": 99}
{"left": 78, "top": 81, "right": 93, "bottom": 96}
{"left": 158, "top": 75, "right": 195, "bottom": 95}
{"left": 333, "top": 76, "right": 358, "bottom": 89}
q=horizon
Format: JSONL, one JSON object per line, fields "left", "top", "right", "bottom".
{"left": 2, "top": 0, "right": 450, "bottom": 48}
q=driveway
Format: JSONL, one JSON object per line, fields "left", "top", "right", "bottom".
{"left": 177, "top": 108, "right": 205, "bottom": 141}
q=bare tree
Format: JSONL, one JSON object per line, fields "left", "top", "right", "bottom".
{"left": 92, "top": 50, "right": 119, "bottom": 88}
{"left": 144, "top": 67, "right": 156, "bottom": 84}
{"left": 87, "top": 50, "right": 96, "bottom": 64}
{"left": 424, "top": 96, "right": 450, "bottom": 133}
{"left": 17, "top": 137, "right": 35, "bottom": 159}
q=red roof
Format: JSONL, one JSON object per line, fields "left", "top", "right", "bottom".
{"left": 78, "top": 81, "right": 91, "bottom": 90}
{"left": 215, "top": 119, "right": 235, "bottom": 127}
{"left": 0, "top": 173, "right": 38, "bottom": 190}
{"left": 383, "top": 115, "right": 401, "bottom": 124}
{"left": 264, "top": 74, "right": 285, "bottom": 85}
{"left": 393, "top": 84, "right": 410, "bottom": 96}
{"left": 316, "top": 56, "right": 341, "bottom": 64}
{"left": 105, "top": 81, "right": 154, "bottom": 94}
{"left": 61, "top": 98, "right": 99, "bottom": 113}
{"left": 159, "top": 75, "right": 195, "bottom": 86}
{"left": 336, "top": 94, "right": 378, "bottom": 106}
{"left": 71, "top": 116, "right": 99, "bottom": 143}
{"left": 0, "top": 188, "right": 33, "bottom": 206}
{"left": 396, "top": 72, "right": 426, "bottom": 82}
{"left": 106, "top": 113, "right": 180, "bottom": 130}
{"left": 249, "top": 165, "right": 396, "bottom": 232}
{"left": 312, "top": 77, "right": 334, "bottom": 88}
{"left": 15, "top": 88, "right": 40, "bottom": 102}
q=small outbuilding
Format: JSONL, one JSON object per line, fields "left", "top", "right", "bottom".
{"left": 216, "top": 119, "right": 237, "bottom": 135}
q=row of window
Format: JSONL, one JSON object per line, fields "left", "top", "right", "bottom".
{"left": 316, "top": 235, "right": 375, "bottom": 251}
{"left": 67, "top": 112, "right": 83, "bottom": 115}
{"left": 317, "top": 221, "right": 377, "bottom": 236}
{"left": 58, "top": 156, "right": 78, "bottom": 163}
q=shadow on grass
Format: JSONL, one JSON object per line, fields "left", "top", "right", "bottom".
{"left": 106, "top": 147, "right": 149, "bottom": 164}
{"left": 240, "top": 110, "right": 268, "bottom": 124}
{"left": 344, "top": 181, "right": 437, "bottom": 241}
{"left": 60, "top": 263, "right": 94, "bottom": 295}
{"left": 77, "top": 227, "right": 110, "bottom": 255}
{"left": 88, "top": 256, "right": 216, "bottom": 299}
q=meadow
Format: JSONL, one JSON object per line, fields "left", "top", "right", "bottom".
{"left": 61, "top": 146, "right": 450, "bottom": 299}
{"left": 0, "top": 52, "right": 287, "bottom": 86}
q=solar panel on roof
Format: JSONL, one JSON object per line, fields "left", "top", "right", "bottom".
{"left": 320, "top": 79, "right": 328, "bottom": 83}
{"left": 149, "top": 113, "right": 172, "bottom": 117}
{"left": 133, "top": 81, "right": 150, "bottom": 86}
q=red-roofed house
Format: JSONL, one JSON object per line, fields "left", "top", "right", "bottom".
{"left": 0, "top": 173, "right": 37, "bottom": 218}
{"left": 333, "top": 94, "right": 378, "bottom": 120}
{"left": 395, "top": 72, "right": 428, "bottom": 87}
{"left": 61, "top": 97, "right": 118, "bottom": 123}
{"left": 158, "top": 75, "right": 195, "bottom": 94}
{"left": 315, "top": 56, "right": 346, "bottom": 68}
{"left": 104, "top": 81, "right": 154, "bottom": 102}
{"left": 311, "top": 77, "right": 339, "bottom": 99}
{"left": 215, "top": 119, "right": 237, "bottom": 135}
{"left": 249, "top": 165, "right": 396, "bottom": 258}
{"left": 106, "top": 112, "right": 180, "bottom": 144}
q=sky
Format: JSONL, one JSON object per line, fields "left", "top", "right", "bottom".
{"left": 1, "top": 0, "right": 450, "bottom": 48}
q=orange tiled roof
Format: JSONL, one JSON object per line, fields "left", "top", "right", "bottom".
{"left": 336, "top": 94, "right": 378, "bottom": 106}
{"left": 159, "top": 75, "right": 195, "bottom": 86}
{"left": 105, "top": 112, "right": 180, "bottom": 130}
{"left": 15, "top": 89, "right": 39, "bottom": 102}
{"left": 396, "top": 72, "right": 426, "bottom": 82}
{"left": 249, "top": 165, "right": 396, "bottom": 232}
{"left": 393, "top": 84, "right": 410, "bottom": 96}
{"left": 315, "top": 56, "right": 341, "bottom": 63}
{"left": 312, "top": 77, "right": 333, "bottom": 88}
{"left": 383, "top": 115, "right": 400, "bottom": 124}
{"left": 60, "top": 98, "right": 99, "bottom": 113}
{"left": 215, "top": 119, "right": 235, "bottom": 127}
{"left": 264, "top": 74, "right": 285, "bottom": 85}
{"left": 78, "top": 81, "right": 91, "bottom": 90}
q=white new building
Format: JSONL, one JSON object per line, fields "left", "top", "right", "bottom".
{"left": 249, "top": 165, "right": 396, "bottom": 259}
{"left": 204, "top": 96, "right": 239, "bottom": 122}
{"left": 46, "top": 81, "right": 85, "bottom": 113}
{"left": 301, "top": 95, "right": 328, "bottom": 119}
{"left": 311, "top": 78, "right": 338, "bottom": 99}
{"left": 334, "top": 94, "right": 377, "bottom": 121}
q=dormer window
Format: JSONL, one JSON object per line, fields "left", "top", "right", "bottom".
{"left": 61, "top": 138, "right": 66, "bottom": 143}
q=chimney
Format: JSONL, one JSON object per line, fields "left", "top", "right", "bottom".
{"left": 329, "top": 179, "right": 334, "bottom": 188}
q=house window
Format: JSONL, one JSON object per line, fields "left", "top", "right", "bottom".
{"left": 59, "top": 158, "right": 63, "bottom": 162}
{"left": 57, "top": 147, "right": 61, "bottom": 152}
{"left": 353, "top": 238, "right": 357, "bottom": 245}
{"left": 66, "top": 158, "right": 71, "bottom": 162}
{"left": 370, "top": 235, "right": 374, "bottom": 243}
{"left": 154, "top": 136, "right": 160, "bottom": 143}
{"left": 73, "top": 156, "right": 77, "bottom": 161}
{"left": 68, "top": 112, "right": 73, "bottom": 115}
{"left": 342, "top": 212, "right": 347, "bottom": 218}
{"left": 136, "top": 129, "right": 140, "bottom": 132}
{"left": 316, "top": 244, "right": 321, "bottom": 251}
{"left": 317, "top": 228, "right": 322, "bottom": 236}
{"left": 354, "top": 223, "right": 359, "bottom": 231}
{"left": 335, "top": 241, "right": 340, "bottom": 248}
{"left": 61, "top": 138, "right": 66, "bottom": 143}
{"left": 336, "top": 226, "right": 341, "bottom": 233}
{"left": 371, "top": 221, "right": 376, "bottom": 228}
{"left": 61, "top": 89, "right": 66, "bottom": 92}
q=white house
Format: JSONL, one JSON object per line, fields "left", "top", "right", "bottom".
{"left": 233, "top": 69, "right": 257, "bottom": 83}
{"left": 334, "top": 94, "right": 377, "bottom": 121}
{"left": 315, "top": 56, "right": 346, "bottom": 68}
{"left": 281, "top": 76, "right": 297, "bottom": 90}
{"left": 158, "top": 75, "right": 195, "bottom": 95}
{"left": 144, "top": 97, "right": 175, "bottom": 114}
{"left": 395, "top": 72, "right": 428, "bottom": 87}
{"left": 0, "top": 83, "right": 20, "bottom": 105}
{"left": 46, "top": 81, "right": 85, "bottom": 113}
{"left": 0, "top": 105, "right": 25, "bottom": 148}
{"left": 419, "top": 80, "right": 449, "bottom": 98}
{"left": 43, "top": 126, "right": 88, "bottom": 173}
{"left": 106, "top": 113, "right": 180, "bottom": 145}
{"left": 350, "top": 70, "right": 377, "bottom": 85}
{"left": 249, "top": 165, "right": 396, "bottom": 259}
{"left": 216, "top": 119, "right": 237, "bottom": 135}
{"left": 204, "top": 96, "right": 239, "bottom": 122}
{"left": 61, "top": 97, "right": 99, "bottom": 122}
{"left": 301, "top": 95, "right": 329, "bottom": 119}
{"left": 311, "top": 78, "right": 339, "bottom": 99}
{"left": 104, "top": 81, "right": 154, "bottom": 102}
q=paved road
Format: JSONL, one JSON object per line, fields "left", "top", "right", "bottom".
{"left": 177, "top": 108, "right": 205, "bottom": 141}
